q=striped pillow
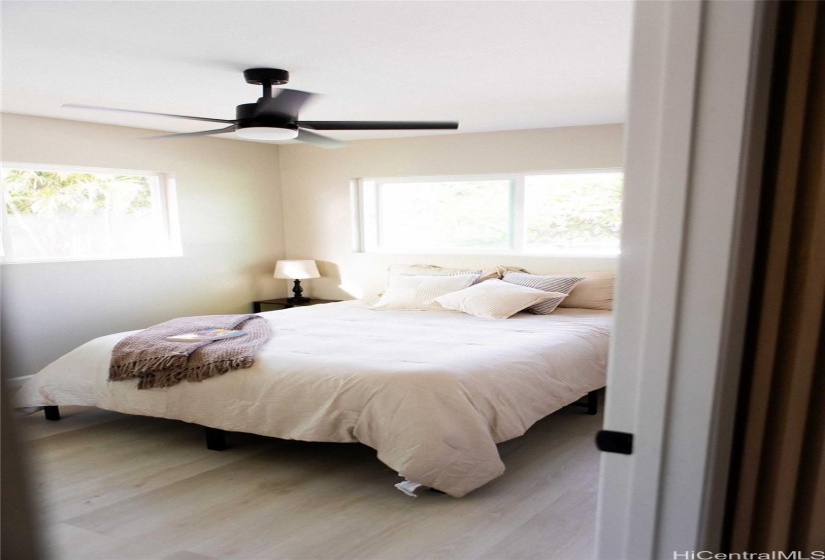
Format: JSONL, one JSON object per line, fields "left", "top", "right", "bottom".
{"left": 433, "top": 279, "right": 567, "bottom": 319}
{"left": 371, "top": 273, "right": 479, "bottom": 311}
{"left": 502, "top": 272, "right": 585, "bottom": 314}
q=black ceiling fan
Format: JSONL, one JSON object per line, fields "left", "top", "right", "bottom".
{"left": 64, "top": 68, "right": 459, "bottom": 148}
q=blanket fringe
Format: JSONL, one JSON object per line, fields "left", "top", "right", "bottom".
{"left": 109, "top": 355, "right": 189, "bottom": 381}
{"left": 136, "top": 356, "right": 254, "bottom": 390}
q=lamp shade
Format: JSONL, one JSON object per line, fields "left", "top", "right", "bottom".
{"left": 274, "top": 260, "right": 320, "bottom": 280}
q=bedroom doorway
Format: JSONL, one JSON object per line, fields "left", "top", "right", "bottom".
{"left": 2, "top": 1, "right": 805, "bottom": 558}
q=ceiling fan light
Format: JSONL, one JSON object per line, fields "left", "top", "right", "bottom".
{"left": 236, "top": 126, "right": 299, "bottom": 141}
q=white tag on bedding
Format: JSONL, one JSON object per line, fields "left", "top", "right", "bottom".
{"left": 395, "top": 480, "right": 424, "bottom": 497}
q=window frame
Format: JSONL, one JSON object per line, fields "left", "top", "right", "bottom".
{"left": 0, "top": 162, "right": 182, "bottom": 264}
{"left": 354, "top": 168, "right": 623, "bottom": 257}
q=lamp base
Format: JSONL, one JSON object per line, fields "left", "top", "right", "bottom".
{"left": 288, "top": 279, "right": 310, "bottom": 304}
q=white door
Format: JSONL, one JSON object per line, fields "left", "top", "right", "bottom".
{"left": 595, "top": 1, "right": 775, "bottom": 557}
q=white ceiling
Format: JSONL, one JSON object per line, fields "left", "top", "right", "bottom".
{"left": 1, "top": 1, "right": 633, "bottom": 143}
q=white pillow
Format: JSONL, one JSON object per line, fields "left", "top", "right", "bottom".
{"left": 371, "top": 273, "right": 478, "bottom": 311}
{"left": 502, "top": 272, "right": 584, "bottom": 314}
{"left": 433, "top": 279, "right": 567, "bottom": 319}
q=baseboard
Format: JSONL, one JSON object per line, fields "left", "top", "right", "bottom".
{"left": 4, "top": 375, "right": 33, "bottom": 389}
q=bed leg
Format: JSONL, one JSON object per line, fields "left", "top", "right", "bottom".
{"left": 586, "top": 390, "right": 599, "bottom": 415}
{"left": 43, "top": 406, "right": 61, "bottom": 421}
{"left": 204, "top": 427, "right": 228, "bottom": 451}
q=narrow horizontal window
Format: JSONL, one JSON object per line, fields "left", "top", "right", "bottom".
{"left": 1, "top": 163, "right": 181, "bottom": 263}
{"left": 356, "top": 170, "right": 622, "bottom": 256}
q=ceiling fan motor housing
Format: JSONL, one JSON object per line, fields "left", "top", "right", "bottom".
{"left": 235, "top": 102, "right": 295, "bottom": 129}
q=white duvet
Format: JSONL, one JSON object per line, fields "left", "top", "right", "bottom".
{"left": 17, "top": 301, "right": 611, "bottom": 497}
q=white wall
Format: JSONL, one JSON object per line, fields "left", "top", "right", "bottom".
{"left": 1, "top": 114, "right": 284, "bottom": 381}
{"left": 278, "top": 125, "right": 624, "bottom": 299}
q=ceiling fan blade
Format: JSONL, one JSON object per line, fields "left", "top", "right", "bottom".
{"left": 296, "top": 128, "right": 345, "bottom": 149}
{"left": 253, "top": 89, "right": 316, "bottom": 119}
{"left": 63, "top": 104, "right": 236, "bottom": 124}
{"left": 146, "top": 125, "right": 238, "bottom": 140}
{"left": 296, "top": 121, "right": 459, "bottom": 131}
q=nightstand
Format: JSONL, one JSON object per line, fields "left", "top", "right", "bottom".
{"left": 252, "top": 298, "right": 340, "bottom": 313}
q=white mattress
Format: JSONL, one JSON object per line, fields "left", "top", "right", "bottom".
{"left": 17, "top": 300, "right": 611, "bottom": 497}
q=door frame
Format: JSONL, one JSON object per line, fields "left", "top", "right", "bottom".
{"left": 595, "top": 1, "right": 776, "bottom": 556}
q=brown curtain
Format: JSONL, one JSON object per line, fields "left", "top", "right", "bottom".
{"left": 725, "top": 0, "right": 825, "bottom": 552}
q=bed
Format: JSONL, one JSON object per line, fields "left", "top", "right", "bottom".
{"left": 17, "top": 296, "right": 611, "bottom": 497}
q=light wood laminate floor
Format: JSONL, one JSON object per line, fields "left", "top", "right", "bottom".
{"left": 15, "top": 403, "right": 602, "bottom": 560}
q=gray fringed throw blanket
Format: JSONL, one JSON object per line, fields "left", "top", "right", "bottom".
{"left": 109, "top": 314, "right": 271, "bottom": 390}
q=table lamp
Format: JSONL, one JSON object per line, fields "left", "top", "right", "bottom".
{"left": 274, "top": 260, "right": 321, "bottom": 304}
